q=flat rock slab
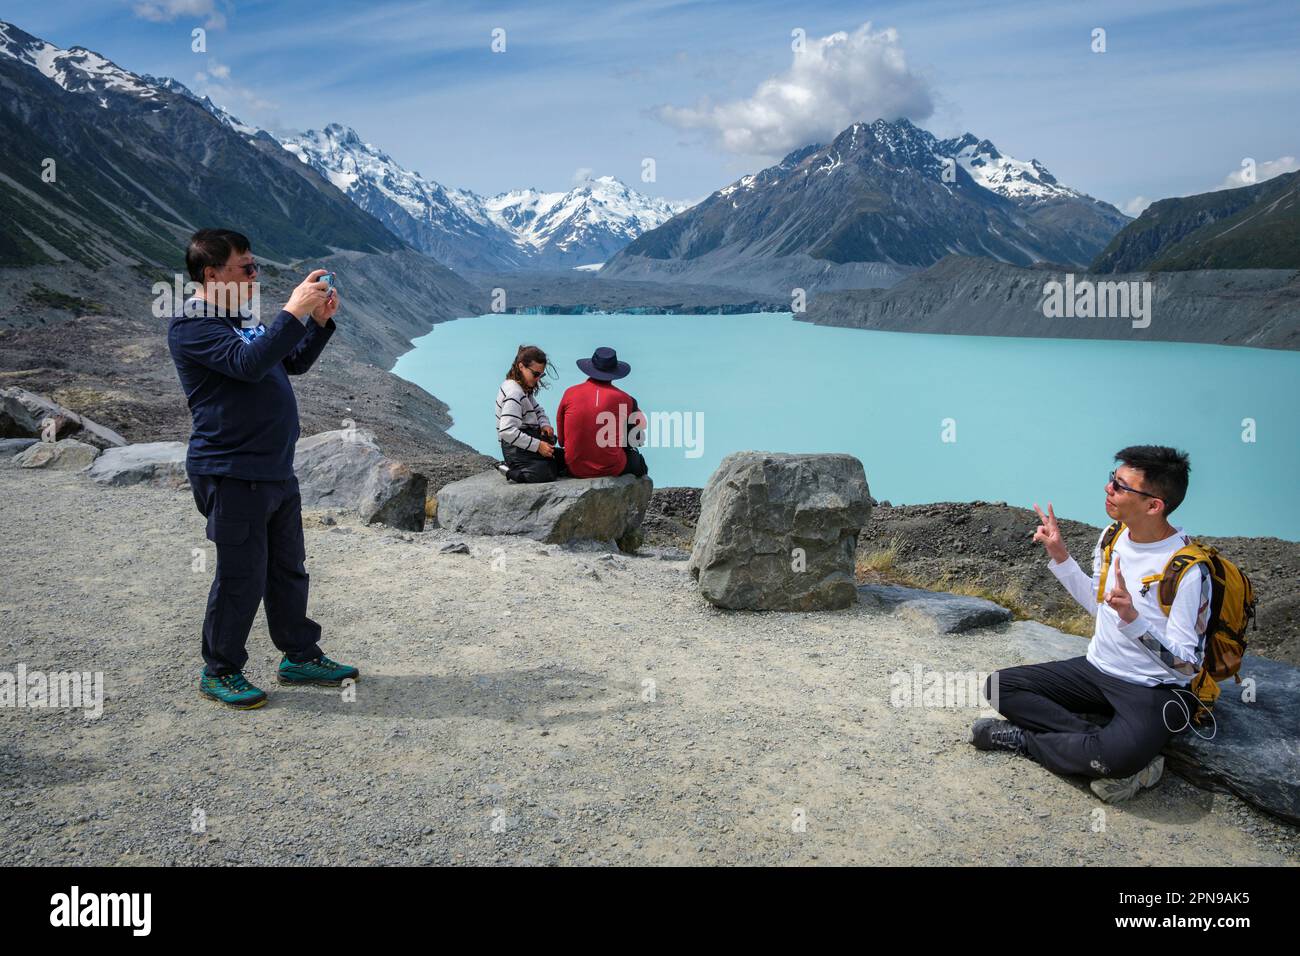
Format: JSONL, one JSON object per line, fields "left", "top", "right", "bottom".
{"left": 88, "top": 442, "right": 188, "bottom": 488}
{"left": 435, "top": 471, "right": 652, "bottom": 549}
{"left": 0, "top": 438, "right": 38, "bottom": 458}
{"left": 15, "top": 438, "right": 100, "bottom": 471}
{"left": 990, "top": 619, "right": 1300, "bottom": 825}
{"left": 993, "top": 619, "right": 1090, "bottom": 661}
{"left": 858, "top": 582, "right": 1013, "bottom": 633}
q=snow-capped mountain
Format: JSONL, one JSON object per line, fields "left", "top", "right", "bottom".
{"left": 0, "top": 20, "right": 160, "bottom": 105}
{"left": 280, "top": 124, "right": 687, "bottom": 272}
{"left": 602, "top": 117, "right": 1129, "bottom": 293}
{"left": 483, "top": 177, "right": 687, "bottom": 269}
{"left": 0, "top": 20, "right": 685, "bottom": 275}
{"left": 936, "top": 132, "right": 1082, "bottom": 204}
{"left": 141, "top": 74, "right": 262, "bottom": 136}
{"left": 0, "top": 20, "right": 405, "bottom": 269}
{"left": 0, "top": 21, "right": 271, "bottom": 142}
{"left": 281, "top": 124, "right": 528, "bottom": 273}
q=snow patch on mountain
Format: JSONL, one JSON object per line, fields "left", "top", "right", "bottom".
{"left": 0, "top": 21, "right": 159, "bottom": 101}
{"left": 937, "top": 132, "right": 1081, "bottom": 203}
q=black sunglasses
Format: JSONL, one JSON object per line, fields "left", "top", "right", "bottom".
{"left": 1108, "top": 470, "right": 1163, "bottom": 502}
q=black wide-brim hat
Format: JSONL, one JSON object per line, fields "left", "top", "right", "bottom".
{"left": 576, "top": 346, "right": 630, "bottom": 381}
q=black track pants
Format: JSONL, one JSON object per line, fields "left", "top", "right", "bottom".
{"left": 986, "top": 656, "right": 1182, "bottom": 779}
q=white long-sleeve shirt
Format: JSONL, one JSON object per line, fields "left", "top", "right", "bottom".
{"left": 1049, "top": 525, "right": 1210, "bottom": 687}
{"left": 495, "top": 379, "right": 551, "bottom": 452}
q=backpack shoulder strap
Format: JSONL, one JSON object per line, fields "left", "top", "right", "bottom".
{"left": 1095, "top": 521, "right": 1126, "bottom": 602}
{"left": 1157, "top": 543, "right": 1213, "bottom": 614}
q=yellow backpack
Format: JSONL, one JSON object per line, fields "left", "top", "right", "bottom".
{"left": 1095, "top": 521, "right": 1257, "bottom": 722}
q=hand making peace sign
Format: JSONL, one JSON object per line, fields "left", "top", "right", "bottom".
{"left": 1105, "top": 555, "right": 1139, "bottom": 624}
{"left": 1032, "top": 502, "right": 1069, "bottom": 564}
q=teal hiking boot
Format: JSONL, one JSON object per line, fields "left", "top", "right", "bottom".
{"left": 199, "top": 672, "right": 268, "bottom": 710}
{"left": 277, "top": 654, "right": 359, "bottom": 686}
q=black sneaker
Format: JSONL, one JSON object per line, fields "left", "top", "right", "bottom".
{"left": 971, "top": 717, "right": 1028, "bottom": 754}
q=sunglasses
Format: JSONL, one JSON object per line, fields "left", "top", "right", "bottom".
{"left": 229, "top": 261, "right": 258, "bottom": 277}
{"left": 525, "top": 365, "right": 546, "bottom": 377}
{"left": 1108, "top": 470, "right": 1163, "bottom": 502}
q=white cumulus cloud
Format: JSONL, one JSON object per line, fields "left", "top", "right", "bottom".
{"left": 1121, "top": 196, "right": 1152, "bottom": 217}
{"left": 655, "top": 22, "right": 933, "bottom": 158}
{"left": 193, "top": 58, "right": 274, "bottom": 116}
{"left": 133, "top": 1, "right": 227, "bottom": 30}
{"left": 1216, "top": 155, "right": 1299, "bottom": 190}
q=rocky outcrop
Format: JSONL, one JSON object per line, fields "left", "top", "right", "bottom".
{"left": 435, "top": 471, "right": 652, "bottom": 550}
{"left": 294, "top": 429, "right": 428, "bottom": 532}
{"left": 689, "top": 452, "right": 871, "bottom": 610}
{"left": 0, "top": 387, "right": 128, "bottom": 449}
{"left": 991, "top": 619, "right": 1300, "bottom": 825}
{"left": 858, "top": 583, "right": 1012, "bottom": 633}
{"left": 15, "top": 438, "right": 99, "bottom": 470}
{"left": 87, "top": 442, "right": 188, "bottom": 487}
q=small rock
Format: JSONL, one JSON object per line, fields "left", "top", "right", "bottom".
{"left": 15, "top": 438, "right": 99, "bottom": 471}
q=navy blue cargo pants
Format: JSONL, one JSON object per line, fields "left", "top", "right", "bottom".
{"left": 188, "top": 473, "right": 323, "bottom": 676}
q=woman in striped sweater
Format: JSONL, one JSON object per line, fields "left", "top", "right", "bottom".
{"left": 496, "top": 344, "right": 564, "bottom": 483}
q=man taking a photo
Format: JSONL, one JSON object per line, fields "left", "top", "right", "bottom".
{"left": 971, "top": 446, "right": 1209, "bottom": 803}
{"left": 168, "top": 228, "right": 359, "bottom": 710}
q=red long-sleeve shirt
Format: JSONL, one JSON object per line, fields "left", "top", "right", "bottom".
{"left": 556, "top": 378, "right": 641, "bottom": 478}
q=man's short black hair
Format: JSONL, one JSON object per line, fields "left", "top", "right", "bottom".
{"left": 186, "top": 228, "right": 251, "bottom": 282}
{"left": 1115, "top": 445, "right": 1191, "bottom": 515}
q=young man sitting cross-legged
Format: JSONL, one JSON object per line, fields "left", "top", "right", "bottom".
{"left": 972, "top": 446, "right": 1210, "bottom": 803}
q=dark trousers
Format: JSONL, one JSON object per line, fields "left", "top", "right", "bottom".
{"left": 620, "top": 446, "right": 648, "bottom": 478}
{"left": 189, "top": 472, "right": 323, "bottom": 676}
{"left": 987, "top": 656, "right": 1181, "bottom": 779}
{"left": 501, "top": 425, "right": 565, "bottom": 483}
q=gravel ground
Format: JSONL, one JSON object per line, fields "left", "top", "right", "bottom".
{"left": 1, "top": 466, "right": 1295, "bottom": 866}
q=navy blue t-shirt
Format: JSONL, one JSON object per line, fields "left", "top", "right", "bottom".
{"left": 168, "top": 302, "right": 335, "bottom": 481}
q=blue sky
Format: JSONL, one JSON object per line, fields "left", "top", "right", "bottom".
{"left": 12, "top": 0, "right": 1300, "bottom": 210}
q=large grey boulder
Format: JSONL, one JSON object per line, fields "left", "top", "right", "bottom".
{"left": 435, "top": 471, "right": 652, "bottom": 550}
{"left": 15, "top": 438, "right": 100, "bottom": 471}
{"left": 1163, "top": 654, "right": 1300, "bottom": 825}
{"left": 294, "top": 429, "right": 427, "bottom": 532}
{"left": 0, "top": 387, "right": 127, "bottom": 450}
{"left": 688, "top": 452, "right": 871, "bottom": 610}
{"left": 990, "top": 620, "right": 1300, "bottom": 825}
{"left": 88, "top": 442, "right": 188, "bottom": 487}
{"left": 858, "top": 583, "right": 1012, "bottom": 633}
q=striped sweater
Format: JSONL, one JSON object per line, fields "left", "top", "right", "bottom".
{"left": 496, "top": 379, "right": 552, "bottom": 452}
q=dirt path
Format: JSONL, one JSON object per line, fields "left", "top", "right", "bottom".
{"left": 1, "top": 467, "right": 1294, "bottom": 865}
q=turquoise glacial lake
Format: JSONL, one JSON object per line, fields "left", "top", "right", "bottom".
{"left": 394, "top": 312, "right": 1300, "bottom": 540}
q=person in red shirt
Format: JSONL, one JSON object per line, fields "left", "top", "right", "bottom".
{"left": 556, "top": 347, "right": 649, "bottom": 479}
